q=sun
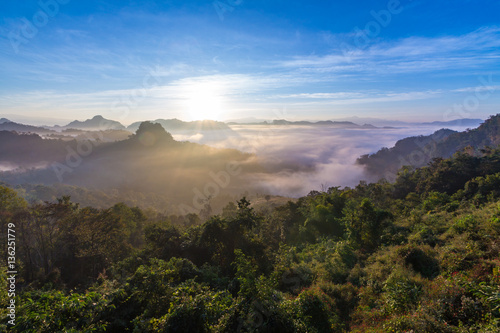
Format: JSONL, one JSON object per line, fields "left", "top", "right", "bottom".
{"left": 183, "top": 83, "right": 226, "bottom": 121}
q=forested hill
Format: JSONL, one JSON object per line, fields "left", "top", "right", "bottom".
{"left": 357, "top": 114, "right": 500, "bottom": 181}
{"left": 0, "top": 131, "right": 69, "bottom": 165}
{"left": 0, "top": 122, "right": 260, "bottom": 212}
{"left": 1, "top": 143, "right": 500, "bottom": 332}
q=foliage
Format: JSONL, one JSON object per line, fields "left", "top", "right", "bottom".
{"left": 4, "top": 145, "right": 500, "bottom": 331}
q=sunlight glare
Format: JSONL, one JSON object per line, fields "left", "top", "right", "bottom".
{"left": 183, "top": 82, "right": 226, "bottom": 121}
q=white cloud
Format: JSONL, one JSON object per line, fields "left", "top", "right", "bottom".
{"left": 453, "top": 85, "right": 500, "bottom": 93}
{"left": 280, "top": 26, "right": 500, "bottom": 74}
{"left": 273, "top": 90, "right": 442, "bottom": 105}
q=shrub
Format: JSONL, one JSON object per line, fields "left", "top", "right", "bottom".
{"left": 451, "top": 215, "right": 479, "bottom": 234}
{"left": 422, "top": 191, "right": 450, "bottom": 212}
{"left": 283, "top": 286, "right": 342, "bottom": 332}
{"left": 316, "top": 281, "right": 359, "bottom": 329}
{"left": 396, "top": 245, "right": 440, "bottom": 279}
{"left": 382, "top": 312, "right": 454, "bottom": 333}
{"left": 14, "top": 290, "right": 110, "bottom": 332}
{"left": 408, "top": 226, "right": 439, "bottom": 247}
{"left": 383, "top": 270, "right": 423, "bottom": 314}
{"left": 143, "top": 281, "right": 233, "bottom": 333}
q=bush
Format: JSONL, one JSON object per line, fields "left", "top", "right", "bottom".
{"left": 14, "top": 290, "right": 110, "bottom": 332}
{"left": 316, "top": 281, "right": 359, "bottom": 329}
{"left": 451, "top": 215, "right": 479, "bottom": 234}
{"left": 396, "top": 245, "right": 440, "bottom": 279}
{"left": 289, "top": 287, "right": 342, "bottom": 332}
{"left": 383, "top": 270, "right": 423, "bottom": 314}
{"left": 422, "top": 191, "right": 451, "bottom": 212}
{"left": 141, "top": 281, "right": 233, "bottom": 332}
{"left": 382, "top": 312, "right": 454, "bottom": 333}
{"left": 408, "top": 226, "right": 439, "bottom": 247}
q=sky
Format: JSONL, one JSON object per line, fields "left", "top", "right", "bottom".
{"left": 1, "top": 0, "right": 500, "bottom": 125}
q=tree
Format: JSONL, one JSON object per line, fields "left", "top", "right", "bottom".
{"left": 52, "top": 205, "right": 131, "bottom": 285}
{"left": 16, "top": 196, "right": 78, "bottom": 283}
{"left": 343, "top": 198, "right": 391, "bottom": 251}
{"left": 0, "top": 186, "right": 28, "bottom": 260}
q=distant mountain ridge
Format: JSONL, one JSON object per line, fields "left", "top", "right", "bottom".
{"left": 226, "top": 117, "right": 484, "bottom": 128}
{"left": 227, "top": 119, "right": 381, "bottom": 128}
{"left": 0, "top": 120, "right": 55, "bottom": 134}
{"left": 63, "top": 115, "right": 125, "bottom": 130}
{"left": 1, "top": 114, "right": 484, "bottom": 131}
{"left": 333, "top": 116, "right": 484, "bottom": 128}
{"left": 127, "top": 119, "right": 230, "bottom": 132}
{"left": 357, "top": 114, "right": 500, "bottom": 181}
{"left": 419, "top": 119, "right": 484, "bottom": 127}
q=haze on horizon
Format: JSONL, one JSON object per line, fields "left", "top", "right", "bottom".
{"left": 1, "top": 0, "right": 500, "bottom": 125}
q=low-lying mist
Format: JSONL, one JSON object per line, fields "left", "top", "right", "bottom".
{"left": 174, "top": 124, "right": 473, "bottom": 197}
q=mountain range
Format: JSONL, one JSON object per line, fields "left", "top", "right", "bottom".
{"left": 226, "top": 116, "right": 484, "bottom": 128}
{"left": 1, "top": 113, "right": 499, "bottom": 213}
{"left": 126, "top": 119, "right": 230, "bottom": 132}
{"left": 332, "top": 116, "right": 484, "bottom": 128}
{"left": 0, "top": 115, "right": 485, "bottom": 134}
{"left": 227, "top": 119, "right": 381, "bottom": 128}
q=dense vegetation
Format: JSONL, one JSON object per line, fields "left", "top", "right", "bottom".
{"left": 2, "top": 146, "right": 500, "bottom": 332}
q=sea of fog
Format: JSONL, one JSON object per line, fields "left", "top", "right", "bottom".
{"left": 173, "top": 125, "right": 473, "bottom": 197}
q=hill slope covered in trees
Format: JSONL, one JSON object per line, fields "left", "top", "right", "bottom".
{"left": 357, "top": 114, "right": 500, "bottom": 181}
{"left": 1, "top": 145, "right": 500, "bottom": 332}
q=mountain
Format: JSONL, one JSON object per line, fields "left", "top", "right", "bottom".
{"left": 239, "top": 119, "right": 374, "bottom": 128}
{"left": 63, "top": 115, "right": 125, "bottom": 130}
{"left": 419, "top": 118, "right": 484, "bottom": 127}
{"left": 127, "top": 119, "right": 230, "bottom": 132}
{"left": 334, "top": 116, "right": 484, "bottom": 128}
{"left": 357, "top": 114, "right": 499, "bottom": 181}
{"left": 0, "top": 121, "right": 56, "bottom": 134}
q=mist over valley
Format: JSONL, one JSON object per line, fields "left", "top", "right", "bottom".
{"left": 0, "top": 115, "right": 489, "bottom": 213}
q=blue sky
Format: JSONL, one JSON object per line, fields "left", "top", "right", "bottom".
{"left": 1, "top": 0, "right": 499, "bottom": 124}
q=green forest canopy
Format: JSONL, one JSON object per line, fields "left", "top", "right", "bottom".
{"left": 1, "top": 145, "right": 500, "bottom": 332}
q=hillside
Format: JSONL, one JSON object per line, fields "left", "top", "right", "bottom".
{"left": 0, "top": 131, "right": 69, "bottom": 165}
{"left": 357, "top": 114, "right": 500, "bottom": 181}
{"left": 1, "top": 145, "right": 500, "bottom": 332}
